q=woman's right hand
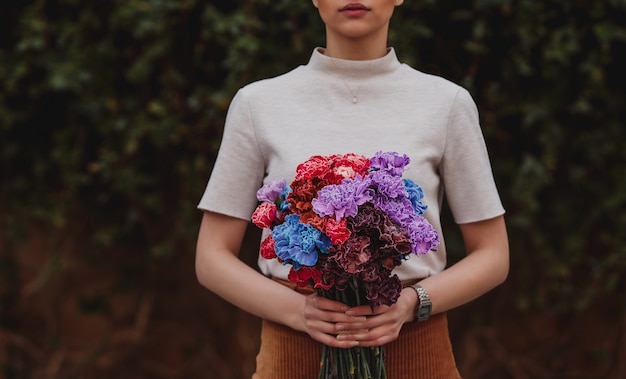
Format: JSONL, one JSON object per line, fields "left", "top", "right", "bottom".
{"left": 301, "top": 293, "right": 367, "bottom": 348}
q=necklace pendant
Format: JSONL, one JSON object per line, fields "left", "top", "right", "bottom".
{"left": 352, "top": 96, "right": 358, "bottom": 104}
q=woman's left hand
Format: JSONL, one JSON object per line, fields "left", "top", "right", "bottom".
{"left": 333, "top": 287, "right": 417, "bottom": 347}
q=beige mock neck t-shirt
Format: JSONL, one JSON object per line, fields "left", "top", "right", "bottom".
{"left": 198, "top": 48, "right": 505, "bottom": 281}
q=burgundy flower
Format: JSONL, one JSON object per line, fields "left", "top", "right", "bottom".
{"left": 364, "top": 275, "right": 403, "bottom": 307}
{"left": 317, "top": 255, "right": 350, "bottom": 291}
{"left": 331, "top": 235, "right": 372, "bottom": 274}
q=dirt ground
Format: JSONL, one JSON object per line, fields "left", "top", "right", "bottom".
{"left": 1, "top": 224, "right": 624, "bottom": 379}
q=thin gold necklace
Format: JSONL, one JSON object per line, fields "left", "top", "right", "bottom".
{"left": 329, "top": 57, "right": 369, "bottom": 104}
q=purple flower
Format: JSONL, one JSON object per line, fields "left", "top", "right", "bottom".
{"left": 368, "top": 170, "right": 407, "bottom": 200}
{"left": 256, "top": 179, "right": 287, "bottom": 203}
{"left": 257, "top": 180, "right": 291, "bottom": 213}
{"left": 312, "top": 175, "right": 372, "bottom": 221}
{"left": 406, "top": 216, "right": 440, "bottom": 255}
{"left": 375, "top": 197, "right": 415, "bottom": 226}
{"left": 370, "top": 151, "right": 410, "bottom": 176}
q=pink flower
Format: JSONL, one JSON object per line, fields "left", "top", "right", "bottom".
{"left": 330, "top": 165, "right": 356, "bottom": 181}
{"left": 325, "top": 153, "right": 370, "bottom": 184}
{"left": 252, "top": 202, "right": 277, "bottom": 229}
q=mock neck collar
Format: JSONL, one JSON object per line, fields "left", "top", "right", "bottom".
{"left": 307, "top": 47, "right": 402, "bottom": 80}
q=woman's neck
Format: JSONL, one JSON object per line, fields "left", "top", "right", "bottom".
{"left": 323, "top": 33, "right": 389, "bottom": 61}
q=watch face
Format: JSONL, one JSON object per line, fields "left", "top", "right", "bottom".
{"left": 418, "top": 303, "right": 432, "bottom": 318}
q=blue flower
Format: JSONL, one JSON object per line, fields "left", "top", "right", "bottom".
{"left": 272, "top": 214, "right": 331, "bottom": 269}
{"left": 403, "top": 179, "right": 428, "bottom": 215}
{"left": 279, "top": 186, "right": 292, "bottom": 212}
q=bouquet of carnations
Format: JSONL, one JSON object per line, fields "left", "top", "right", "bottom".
{"left": 251, "top": 151, "right": 440, "bottom": 379}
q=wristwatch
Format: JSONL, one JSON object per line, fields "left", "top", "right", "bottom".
{"left": 409, "top": 284, "right": 432, "bottom": 322}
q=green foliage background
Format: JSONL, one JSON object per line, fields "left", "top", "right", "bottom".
{"left": 1, "top": 0, "right": 626, "bottom": 376}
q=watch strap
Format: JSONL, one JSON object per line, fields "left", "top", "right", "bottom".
{"left": 409, "top": 284, "right": 432, "bottom": 322}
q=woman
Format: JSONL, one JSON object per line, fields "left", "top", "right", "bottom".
{"left": 195, "top": 0, "right": 509, "bottom": 378}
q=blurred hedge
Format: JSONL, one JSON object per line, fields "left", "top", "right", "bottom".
{"left": 2, "top": 0, "right": 625, "bottom": 320}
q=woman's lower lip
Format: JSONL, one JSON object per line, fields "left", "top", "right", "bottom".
{"left": 341, "top": 9, "right": 368, "bottom": 17}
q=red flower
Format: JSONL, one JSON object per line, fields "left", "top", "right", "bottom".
{"left": 294, "top": 155, "right": 332, "bottom": 181}
{"left": 288, "top": 266, "right": 324, "bottom": 289}
{"left": 325, "top": 217, "right": 351, "bottom": 245}
{"left": 251, "top": 202, "right": 278, "bottom": 229}
{"left": 287, "top": 177, "right": 328, "bottom": 214}
{"left": 301, "top": 212, "right": 327, "bottom": 232}
{"left": 260, "top": 234, "right": 277, "bottom": 260}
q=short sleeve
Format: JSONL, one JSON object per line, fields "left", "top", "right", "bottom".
{"left": 197, "top": 88, "right": 265, "bottom": 220}
{"left": 440, "top": 88, "right": 505, "bottom": 224}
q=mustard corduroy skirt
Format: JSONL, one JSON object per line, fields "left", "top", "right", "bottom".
{"left": 252, "top": 312, "right": 462, "bottom": 379}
